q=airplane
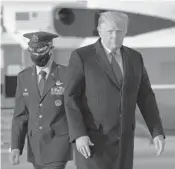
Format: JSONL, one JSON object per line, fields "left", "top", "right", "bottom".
{"left": 1, "top": 0, "right": 175, "bottom": 145}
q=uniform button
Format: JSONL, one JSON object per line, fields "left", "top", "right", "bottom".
{"left": 39, "top": 115, "right": 42, "bottom": 118}
{"left": 39, "top": 103, "right": 43, "bottom": 107}
{"left": 39, "top": 126, "right": 43, "bottom": 130}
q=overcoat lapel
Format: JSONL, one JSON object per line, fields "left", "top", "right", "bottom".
{"left": 94, "top": 40, "right": 122, "bottom": 89}
{"left": 120, "top": 46, "right": 134, "bottom": 90}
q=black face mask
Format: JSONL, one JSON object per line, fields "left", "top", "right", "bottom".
{"left": 30, "top": 45, "right": 53, "bottom": 67}
{"left": 31, "top": 52, "right": 51, "bottom": 67}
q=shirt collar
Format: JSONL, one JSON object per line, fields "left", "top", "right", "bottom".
{"left": 36, "top": 59, "right": 53, "bottom": 75}
{"left": 101, "top": 40, "right": 121, "bottom": 56}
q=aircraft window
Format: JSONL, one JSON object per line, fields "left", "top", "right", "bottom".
{"left": 15, "top": 12, "right": 29, "bottom": 21}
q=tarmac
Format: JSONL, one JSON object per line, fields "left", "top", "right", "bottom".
{"left": 1, "top": 136, "right": 175, "bottom": 169}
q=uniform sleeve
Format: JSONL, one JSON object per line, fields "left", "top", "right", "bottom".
{"left": 64, "top": 50, "right": 87, "bottom": 142}
{"left": 137, "top": 55, "right": 165, "bottom": 139}
{"left": 11, "top": 74, "right": 28, "bottom": 155}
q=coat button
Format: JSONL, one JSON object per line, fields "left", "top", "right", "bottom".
{"left": 39, "top": 126, "right": 43, "bottom": 130}
{"left": 39, "top": 103, "right": 43, "bottom": 107}
{"left": 39, "top": 115, "right": 42, "bottom": 118}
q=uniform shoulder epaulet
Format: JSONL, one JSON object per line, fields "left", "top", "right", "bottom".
{"left": 18, "top": 66, "right": 32, "bottom": 75}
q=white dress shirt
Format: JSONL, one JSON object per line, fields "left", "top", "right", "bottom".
{"left": 101, "top": 40, "right": 124, "bottom": 74}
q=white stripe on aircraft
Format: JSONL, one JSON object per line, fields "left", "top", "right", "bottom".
{"left": 151, "top": 84, "right": 175, "bottom": 90}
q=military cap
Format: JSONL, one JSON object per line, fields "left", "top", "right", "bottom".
{"left": 23, "top": 31, "right": 58, "bottom": 48}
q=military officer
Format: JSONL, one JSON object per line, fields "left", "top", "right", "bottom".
{"left": 10, "top": 31, "right": 71, "bottom": 169}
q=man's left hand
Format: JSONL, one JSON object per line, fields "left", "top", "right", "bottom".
{"left": 153, "top": 135, "right": 165, "bottom": 156}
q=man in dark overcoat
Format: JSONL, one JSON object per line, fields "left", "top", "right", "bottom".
{"left": 64, "top": 11, "right": 165, "bottom": 169}
{"left": 10, "top": 31, "right": 71, "bottom": 169}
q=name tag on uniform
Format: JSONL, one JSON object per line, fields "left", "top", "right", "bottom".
{"left": 23, "top": 92, "right": 29, "bottom": 96}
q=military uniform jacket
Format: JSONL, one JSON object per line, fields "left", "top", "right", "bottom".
{"left": 64, "top": 39, "right": 165, "bottom": 169}
{"left": 11, "top": 61, "right": 71, "bottom": 166}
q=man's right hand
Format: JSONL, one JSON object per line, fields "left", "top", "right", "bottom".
{"left": 9, "top": 149, "right": 20, "bottom": 165}
{"left": 76, "top": 136, "right": 94, "bottom": 159}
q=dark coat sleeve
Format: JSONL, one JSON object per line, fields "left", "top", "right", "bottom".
{"left": 64, "top": 50, "right": 87, "bottom": 142}
{"left": 11, "top": 73, "right": 28, "bottom": 155}
{"left": 137, "top": 55, "right": 165, "bottom": 139}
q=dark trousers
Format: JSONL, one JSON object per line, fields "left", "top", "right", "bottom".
{"left": 33, "top": 162, "right": 67, "bottom": 169}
